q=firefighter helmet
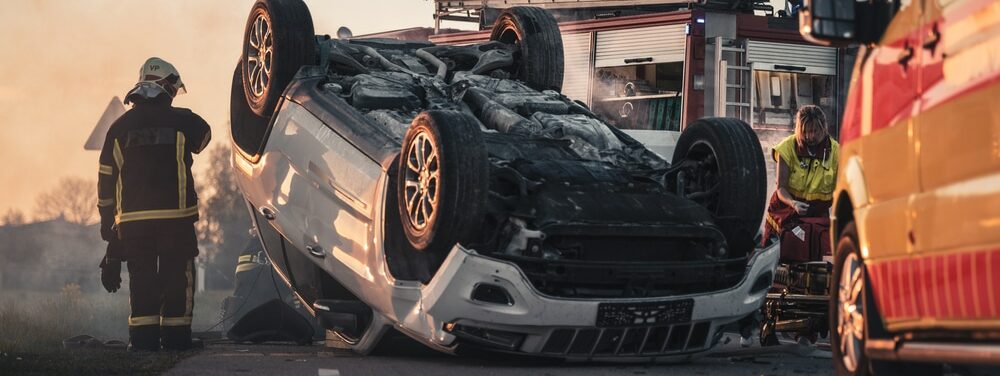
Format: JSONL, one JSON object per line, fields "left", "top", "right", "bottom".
{"left": 124, "top": 57, "right": 187, "bottom": 104}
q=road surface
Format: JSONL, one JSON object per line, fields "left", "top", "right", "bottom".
{"left": 164, "top": 334, "right": 835, "bottom": 376}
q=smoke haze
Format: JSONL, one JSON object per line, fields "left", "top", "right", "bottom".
{"left": 0, "top": 0, "right": 466, "bottom": 217}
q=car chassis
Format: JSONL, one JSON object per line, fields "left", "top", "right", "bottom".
{"left": 230, "top": 0, "right": 780, "bottom": 361}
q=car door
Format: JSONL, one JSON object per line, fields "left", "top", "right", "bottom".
{"left": 856, "top": 0, "right": 925, "bottom": 328}
{"left": 232, "top": 107, "right": 303, "bottom": 282}
{"left": 233, "top": 101, "right": 322, "bottom": 300}
{"left": 910, "top": 0, "right": 1000, "bottom": 329}
{"left": 258, "top": 100, "right": 385, "bottom": 306}
{"left": 291, "top": 101, "right": 384, "bottom": 294}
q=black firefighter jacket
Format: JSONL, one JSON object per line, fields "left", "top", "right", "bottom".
{"left": 98, "top": 97, "right": 211, "bottom": 248}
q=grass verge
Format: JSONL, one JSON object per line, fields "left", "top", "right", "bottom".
{"left": 0, "top": 287, "right": 229, "bottom": 375}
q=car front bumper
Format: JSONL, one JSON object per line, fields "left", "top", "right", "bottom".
{"left": 398, "top": 243, "right": 780, "bottom": 361}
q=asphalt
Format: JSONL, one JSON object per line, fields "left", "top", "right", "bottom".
{"left": 163, "top": 334, "right": 836, "bottom": 376}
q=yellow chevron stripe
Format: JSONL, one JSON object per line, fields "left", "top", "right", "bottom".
{"left": 236, "top": 263, "right": 259, "bottom": 273}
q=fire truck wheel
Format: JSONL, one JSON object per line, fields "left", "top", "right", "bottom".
{"left": 397, "top": 111, "right": 489, "bottom": 256}
{"left": 672, "top": 117, "right": 766, "bottom": 257}
{"left": 489, "top": 6, "right": 564, "bottom": 92}
{"left": 242, "top": 0, "right": 317, "bottom": 117}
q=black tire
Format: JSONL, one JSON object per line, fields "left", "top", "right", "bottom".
{"left": 396, "top": 111, "right": 489, "bottom": 256}
{"left": 231, "top": 62, "right": 272, "bottom": 155}
{"left": 489, "top": 7, "right": 564, "bottom": 92}
{"left": 671, "top": 117, "right": 766, "bottom": 256}
{"left": 242, "top": 0, "right": 316, "bottom": 117}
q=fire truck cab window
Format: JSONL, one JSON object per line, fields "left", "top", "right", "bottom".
{"left": 591, "top": 62, "right": 684, "bottom": 132}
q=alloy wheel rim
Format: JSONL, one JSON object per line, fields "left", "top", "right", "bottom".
{"left": 837, "top": 252, "right": 864, "bottom": 372}
{"left": 247, "top": 13, "right": 273, "bottom": 98}
{"left": 403, "top": 131, "right": 440, "bottom": 231}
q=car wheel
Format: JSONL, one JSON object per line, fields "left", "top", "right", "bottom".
{"left": 241, "top": 0, "right": 316, "bottom": 117}
{"left": 671, "top": 117, "right": 766, "bottom": 256}
{"left": 831, "top": 222, "right": 869, "bottom": 376}
{"left": 397, "top": 111, "right": 489, "bottom": 256}
{"left": 231, "top": 62, "right": 272, "bottom": 155}
{"left": 489, "top": 6, "right": 564, "bottom": 92}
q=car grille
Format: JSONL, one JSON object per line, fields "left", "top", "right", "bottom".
{"left": 540, "top": 321, "right": 712, "bottom": 357}
{"left": 500, "top": 255, "right": 749, "bottom": 298}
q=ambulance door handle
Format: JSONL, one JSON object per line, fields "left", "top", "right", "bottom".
{"left": 258, "top": 206, "right": 276, "bottom": 221}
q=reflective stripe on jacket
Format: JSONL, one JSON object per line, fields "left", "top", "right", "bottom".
{"left": 97, "top": 97, "right": 211, "bottom": 238}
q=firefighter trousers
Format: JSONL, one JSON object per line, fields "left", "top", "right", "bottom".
{"left": 123, "top": 227, "right": 198, "bottom": 351}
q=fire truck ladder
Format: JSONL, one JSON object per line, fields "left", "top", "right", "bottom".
{"left": 433, "top": 0, "right": 698, "bottom": 31}
{"left": 714, "top": 37, "right": 752, "bottom": 123}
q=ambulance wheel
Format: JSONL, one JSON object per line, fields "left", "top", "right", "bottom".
{"left": 489, "top": 7, "right": 564, "bottom": 92}
{"left": 672, "top": 117, "right": 766, "bottom": 256}
{"left": 831, "top": 223, "right": 870, "bottom": 375}
{"left": 242, "top": 0, "right": 316, "bottom": 116}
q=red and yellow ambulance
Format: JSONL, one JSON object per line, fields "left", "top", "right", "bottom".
{"left": 801, "top": 0, "right": 1000, "bottom": 374}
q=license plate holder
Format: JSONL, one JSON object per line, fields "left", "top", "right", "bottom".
{"left": 596, "top": 299, "right": 694, "bottom": 327}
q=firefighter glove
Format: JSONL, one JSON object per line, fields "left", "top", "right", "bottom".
{"left": 100, "top": 255, "right": 122, "bottom": 293}
{"left": 100, "top": 220, "right": 117, "bottom": 242}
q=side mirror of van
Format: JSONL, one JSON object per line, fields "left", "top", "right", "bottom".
{"left": 799, "top": 0, "right": 858, "bottom": 46}
{"left": 801, "top": 0, "right": 897, "bottom": 46}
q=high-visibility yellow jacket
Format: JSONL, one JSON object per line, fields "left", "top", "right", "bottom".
{"left": 772, "top": 135, "right": 839, "bottom": 202}
{"left": 98, "top": 97, "right": 211, "bottom": 239}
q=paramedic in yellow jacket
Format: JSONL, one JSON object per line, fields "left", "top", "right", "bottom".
{"left": 763, "top": 105, "right": 839, "bottom": 245}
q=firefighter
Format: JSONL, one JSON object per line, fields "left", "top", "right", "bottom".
{"left": 97, "top": 57, "right": 211, "bottom": 351}
{"left": 763, "top": 105, "right": 839, "bottom": 258}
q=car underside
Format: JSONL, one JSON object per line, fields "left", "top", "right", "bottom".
{"left": 230, "top": 0, "right": 771, "bottom": 359}
{"left": 313, "top": 34, "right": 762, "bottom": 298}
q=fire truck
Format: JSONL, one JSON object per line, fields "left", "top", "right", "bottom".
{"left": 420, "top": 0, "right": 854, "bottom": 166}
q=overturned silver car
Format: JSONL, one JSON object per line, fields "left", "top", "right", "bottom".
{"left": 230, "top": 0, "right": 778, "bottom": 361}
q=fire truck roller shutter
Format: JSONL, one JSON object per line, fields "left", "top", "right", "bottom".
{"left": 746, "top": 40, "right": 837, "bottom": 76}
{"left": 594, "top": 24, "right": 687, "bottom": 68}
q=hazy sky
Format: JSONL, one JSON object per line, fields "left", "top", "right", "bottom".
{"left": 0, "top": 0, "right": 468, "bottom": 218}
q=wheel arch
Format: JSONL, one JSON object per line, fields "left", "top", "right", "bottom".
{"left": 834, "top": 155, "right": 870, "bottom": 255}
{"left": 833, "top": 191, "right": 854, "bottom": 244}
